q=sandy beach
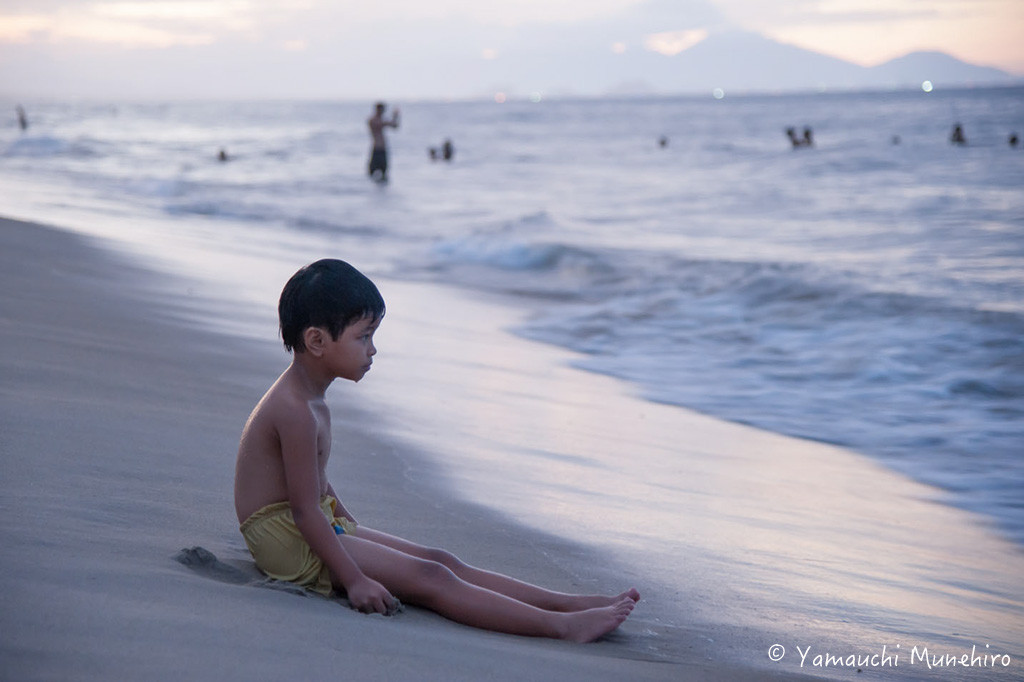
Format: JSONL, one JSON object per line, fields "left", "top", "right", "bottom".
{"left": 2, "top": 214, "right": 1023, "bottom": 681}
{"left": 0, "top": 217, "right": 773, "bottom": 680}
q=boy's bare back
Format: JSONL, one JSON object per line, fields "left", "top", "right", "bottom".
{"left": 234, "top": 367, "right": 332, "bottom": 525}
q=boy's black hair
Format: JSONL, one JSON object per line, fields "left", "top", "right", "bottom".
{"left": 278, "top": 259, "right": 385, "bottom": 353}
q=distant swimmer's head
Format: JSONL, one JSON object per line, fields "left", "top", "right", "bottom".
{"left": 375, "top": 102, "right": 386, "bottom": 115}
{"left": 279, "top": 259, "right": 385, "bottom": 353}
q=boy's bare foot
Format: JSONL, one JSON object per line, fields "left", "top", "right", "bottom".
{"left": 559, "top": 597, "right": 635, "bottom": 643}
{"left": 561, "top": 587, "right": 641, "bottom": 611}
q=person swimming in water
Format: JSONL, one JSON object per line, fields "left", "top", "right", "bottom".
{"left": 950, "top": 123, "right": 966, "bottom": 146}
{"left": 786, "top": 127, "right": 813, "bottom": 149}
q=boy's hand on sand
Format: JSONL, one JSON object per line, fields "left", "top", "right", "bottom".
{"left": 347, "top": 577, "right": 401, "bottom": 616}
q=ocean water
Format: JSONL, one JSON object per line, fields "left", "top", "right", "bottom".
{"left": 2, "top": 87, "right": 1023, "bottom": 549}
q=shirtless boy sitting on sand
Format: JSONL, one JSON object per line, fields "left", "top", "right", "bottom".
{"left": 234, "top": 258, "right": 638, "bottom": 642}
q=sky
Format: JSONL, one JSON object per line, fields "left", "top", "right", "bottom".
{"left": 1, "top": 0, "right": 1022, "bottom": 99}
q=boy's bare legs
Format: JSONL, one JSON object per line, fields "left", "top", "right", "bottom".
{"left": 357, "top": 526, "right": 640, "bottom": 612}
{"left": 337, "top": 534, "right": 635, "bottom": 642}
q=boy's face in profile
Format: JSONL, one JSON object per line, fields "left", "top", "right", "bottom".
{"left": 323, "top": 315, "right": 380, "bottom": 382}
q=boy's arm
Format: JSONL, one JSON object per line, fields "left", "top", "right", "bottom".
{"left": 326, "top": 482, "right": 356, "bottom": 523}
{"left": 278, "top": 409, "right": 396, "bottom": 614}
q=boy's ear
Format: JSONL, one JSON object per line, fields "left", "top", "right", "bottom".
{"left": 303, "top": 327, "right": 327, "bottom": 356}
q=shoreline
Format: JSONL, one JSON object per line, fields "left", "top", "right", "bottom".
{"left": 3, "top": 214, "right": 1023, "bottom": 680}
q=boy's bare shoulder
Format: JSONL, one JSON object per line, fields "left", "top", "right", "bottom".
{"left": 248, "top": 373, "right": 319, "bottom": 437}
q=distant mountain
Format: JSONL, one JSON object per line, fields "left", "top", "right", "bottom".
{"left": 632, "top": 31, "right": 870, "bottom": 93}
{"left": 601, "top": 31, "right": 1019, "bottom": 96}
{"left": 868, "top": 51, "right": 1016, "bottom": 89}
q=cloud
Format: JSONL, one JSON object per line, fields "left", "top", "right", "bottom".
{"left": 644, "top": 29, "right": 709, "bottom": 56}
{"left": 711, "top": 0, "right": 980, "bottom": 29}
{"left": 783, "top": 0, "right": 942, "bottom": 25}
{"left": 0, "top": 0, "right": 297, "bottom": 47}
{"left": 0, "top": 11, "right": 219, "bottom": 47}
{"left": 310, "top": 0, "right": 647, "bottom": 28}
{"left": 0, "top": 15, "right": 51, "bottom": 44}
{"left": 91, "top": 1, "right": 251, "bottom": 21}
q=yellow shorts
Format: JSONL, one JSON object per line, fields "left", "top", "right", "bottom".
{"left": 239, "top": 495, "right": 357, "bottom": 596}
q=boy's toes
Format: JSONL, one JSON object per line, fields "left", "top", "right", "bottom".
{"left": 613, "top": 597, "right": 635, "bottom": 615}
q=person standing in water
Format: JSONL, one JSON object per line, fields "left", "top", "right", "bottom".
{"left": 367, "top": 102, "right": 400, "bottom": 182}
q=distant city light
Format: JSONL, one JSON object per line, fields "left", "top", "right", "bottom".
{"left": 494, "top": 92, "right": 507, "bottom": 103}
{"left": 713, "top": 88, "right": 725, "bottom": 99}
{"left": 922, "top": 80, "right": 934, "bottom": 92}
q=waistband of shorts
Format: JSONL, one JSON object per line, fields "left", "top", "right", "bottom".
{"left": 239, "top": 496, "right": 335, "bottom": 534}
